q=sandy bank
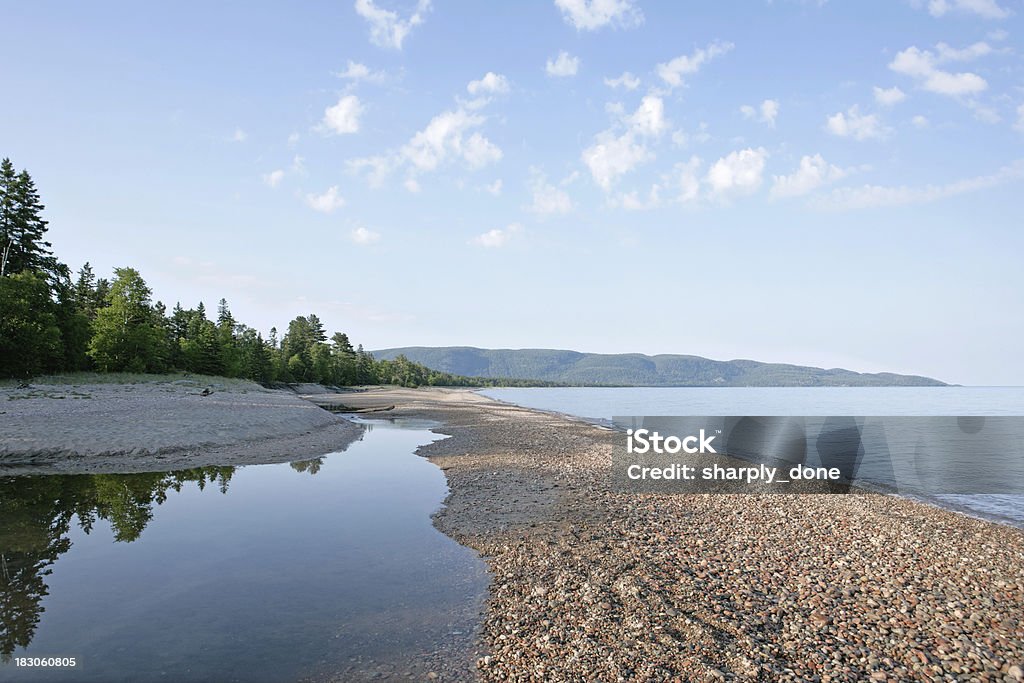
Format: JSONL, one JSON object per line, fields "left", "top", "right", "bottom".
{"left": 0, "top": 379, "right": 364, "bottom": 474}
{"left": 336, "top": 387, "right": 1024, "bottom": 683}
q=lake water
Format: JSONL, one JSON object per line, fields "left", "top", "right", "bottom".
{"left": 481, "top": 387, "right": 1024, "bottom": 527}
{"left": 0, "top": 419, "right": 487, "bottom": 683}
{"left": 480, "top": 386, "right": 1024, "bottom": 421}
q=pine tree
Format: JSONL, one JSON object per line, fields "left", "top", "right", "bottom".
{"left": 0, "top": 158, "right": 17, "bottom": 277}
{"left": 0, "top": 161, "right": 58, "bottom": 280}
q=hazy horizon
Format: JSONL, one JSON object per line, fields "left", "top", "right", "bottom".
{"left": 2, "top": 1, "right": 1022, "bottom": 385}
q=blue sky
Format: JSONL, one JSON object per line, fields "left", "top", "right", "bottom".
{"left": 1, "top": 0, "right": 1022, "bottom": 385}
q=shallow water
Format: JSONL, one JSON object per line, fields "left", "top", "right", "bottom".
{"left": 0, "top": 419, "right": 487, "bottom": 682}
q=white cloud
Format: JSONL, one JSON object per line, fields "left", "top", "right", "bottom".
{"left": 936, "top": 41, "right": 994, "bottom": 61}
{"left": 461, "top": 132, "right": 503, "bottom": 169}
{"left": 628, "top": 95, "right": 669, "bottom": 136}
{"left": 668, "top": 157, "right": 703, "bottom": 204}
{"left": 656, "top": 41, "right": 733, "bottom": 89}
{"left": 336, "top": 60, "right": 386, "bottom": 83}
{"left": 672, "top": 123, "right": 711, "bottom": 148}
{"left": 706, "top": 147, "right": 768, "bottom": 199}
{"left": 321, "top": 94, "right": 363, "bottom": 134}
{"left": 351, "top": 227, "right": 381, "bottom": 245}
{"left": 970, "top": 101, "right": 1001, "bottom": 123}
{"left": 262, "top": 156, "right": 305, "bottom": 189}
{"left": 231, "top": 128, "right": 247, "bottom": 143}
{"left": 287, "top": 132, "right": 300, "bottom": 146}
{"left": 546, "top": 51, "right": 580, "bottom": 77}
{"left": 403, "top": 177, "right": 421, "bottom": 193}
{"left": 770, "top": 154, "right": 848, "bottom": 199}
{"left": 609, "top": 185, "right": 662, "bottom": 211}
{"left": 925, "top": 0, "right": 1009, "bottom": 19}
{"left": 1015, "top": 104, "right": 1024, "bottom": 132}
{"left": 485, "top": 179, "right": 503, "bottom": 195}
{"left": 604, "top": 71, "right": 641, "bottom": 90}
{"left": 348, "top": 77, "right": 506, "bottom": 187}
{"left": 354, "top": 0, "right": 431, "bottom": 49}
{"left": 471, "top": 223, "right": 522, "bottom": 248}
{"left": 889, "top": 44, "right": 989, "bottom": 97}
{"left": 262, "top": 169, "right": 285, "bottom": 188}
{"left": 873, "top": 86, "right": 906, "bottom": 106}
{"left": 401, "top": 109, "right": 502, "bottom": 172}
{"left": 554, "top": 0, "right": 643, "bottom": 30}
{"left": 814, "top": 159, "right": 1024, "bottom": 209}
{"left": 467, "top": 72, "right": 510, "bottom": 96}
{"left": 582, "top": 133, "right": 652, "bottom": 190}
{"left": 581, "top": 96, "right": 671, "bottom": 190}
{"left": 912, "top": 114, "right": 930, "bottom": 128}
{"left": 305, "top": 186, "right": 346, "bottom": 213}
{"left": 740, "top": 99, "right": 779, "bottom": 127}
{"left": 346, "top": 155, "right": 394, "bottom": 188}
{"left": 527, "top": 170, "right": 573, "bottom": 214}
{"left": 825, "top": 106, "right": 887, "bottom": 140}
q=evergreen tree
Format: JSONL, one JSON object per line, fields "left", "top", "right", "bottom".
{"left": 53, "top": 273, "right": 91, "bottom": 371}
{"left": 215, "top": 298, "right": 241, "bottom": 376}
{"left": 0, "top": 161, "right": 58, "bottom": 280}
{"left": 71, "top": 262, "right": 107, "bottom": 321}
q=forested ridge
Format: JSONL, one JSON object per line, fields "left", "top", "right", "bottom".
{"left": 373, "top": 346, "right": 947, "bottom": 387}
{"left": 0, "top": 157, "right": 543, "bottom": 388}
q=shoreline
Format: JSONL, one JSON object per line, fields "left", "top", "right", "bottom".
{"left": 0, "top": 379, "right": 365, "bottom": 474}
{"left": 335, "top": 386, "right": 1024, "bottom": 682}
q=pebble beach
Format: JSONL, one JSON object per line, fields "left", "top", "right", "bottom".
{"left": 335, "top": 387, "right": 1024, "bottom": 683}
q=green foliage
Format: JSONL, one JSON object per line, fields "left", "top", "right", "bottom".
{"left": 0, "top": 158, "right": 59, "bottom": 282}
{"left": 88, "top": 268, "right": 165, "bottom": 372}
{"left": 0, "top": 273, "right": 62, "bottom": 377}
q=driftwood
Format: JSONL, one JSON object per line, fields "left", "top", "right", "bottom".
{"left": 317, "top": 403, "right": 394, "bottom": 414}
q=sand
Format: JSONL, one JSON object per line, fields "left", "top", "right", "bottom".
{"left": 0, "top": 379, "right": 365, "bottom": 474}
{"left": 330, "top": 387, "right": 1024, "bottom": 683}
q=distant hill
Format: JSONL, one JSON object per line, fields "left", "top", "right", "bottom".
{"left": 370, "top": 347, "right": 946, "bottom": 387}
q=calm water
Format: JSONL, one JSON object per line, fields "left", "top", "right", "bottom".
{"left": 0, "top": 419, "right": 487, "bottom": 683}
{"left": 480, "top": 386, "right": 1024, "bottom": 422}
{"left": 481, "top": 387, "right": 1024, "bottom": 527}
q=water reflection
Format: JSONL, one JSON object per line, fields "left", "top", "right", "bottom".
{"left": 0, "top": 467, "right": 234, "bottom": 662}
{"left": 0, "top": 420, "right": 487, "bottom": 683}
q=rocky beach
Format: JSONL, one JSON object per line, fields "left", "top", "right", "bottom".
{"left": 331, "top": 387, "right": 1024, "bottom": 683}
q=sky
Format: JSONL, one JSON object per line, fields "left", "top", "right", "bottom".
{"left": 1, "top": 0, "right": 1022, "bottom": 385}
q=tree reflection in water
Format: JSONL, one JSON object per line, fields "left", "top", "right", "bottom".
{"left": 0, "top": 466, "right": 235, "bottom": 662}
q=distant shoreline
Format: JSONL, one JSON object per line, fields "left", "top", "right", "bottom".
{"left": 372, "top": 346, "right": 948, "bottom": 387}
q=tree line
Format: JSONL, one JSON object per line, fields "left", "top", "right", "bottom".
{"left": 0, "top": 157, "right": 543, "bottom": 387}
